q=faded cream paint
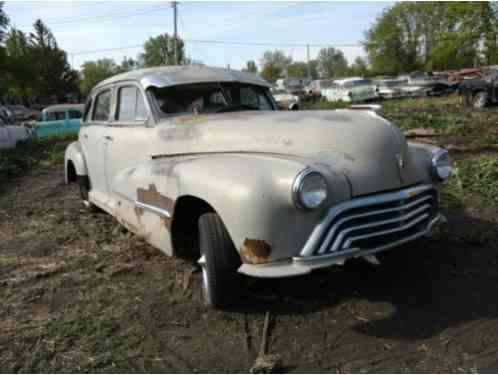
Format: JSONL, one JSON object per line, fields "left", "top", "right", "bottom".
{"left": 65, "top": 66, "right": 442, "bottom": 271}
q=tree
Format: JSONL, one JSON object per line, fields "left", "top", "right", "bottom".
{"left": 4, "top": 29, "right": 35, "bottom": 102}
{"left": 141, "top": 33, "right": 188, "bottom": 67}
{"left": 287, "top": 62, "right": 308, "bottom": 77}
{"left": 260, "top": 50, "right": 292, "bottom": 83}
{"left": 363, "top": 2, "right": 498, "bottom": 74}
{"left": 0, "top": 2, "right": 10, "bottom": 97}
{"left": 80, "top": 59, "right": 119, "bottom": 96}
{"left": 117, "top": 56, "right": 141, "bottom": 73}
{"left": 242, "top": 60, "right": 258, "bottom": 74}
{"left": 317, "top": 47, "right": 348, "bottom": 78}
{"left": 348, "top": 56, "right": 369, "bottom": 77}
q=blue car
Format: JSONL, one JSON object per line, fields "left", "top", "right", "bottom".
{"left": 35, "top": 104, "right": 84, "bottom": 138}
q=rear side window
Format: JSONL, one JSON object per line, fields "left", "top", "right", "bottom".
{"left": 47, "top": 111, "right": 66, "bottom": 121}
{"left": 68, "top": 109, "right": 82, "bottom": 119}
{"left": 92, "top": 90, "right": 112, "bottom": 122}
{"left": 116, "top": 86, "right": 147, "bottom": 122}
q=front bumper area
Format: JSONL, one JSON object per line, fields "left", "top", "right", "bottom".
{"left": 238, "top": 184, "right": 445, "bottom": 278}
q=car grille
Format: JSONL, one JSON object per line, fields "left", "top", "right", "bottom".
{"left": 301, "top": 185, "right": 438, "bottom": 257}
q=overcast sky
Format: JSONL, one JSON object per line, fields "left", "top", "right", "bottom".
{"left": 5, "top": 1, "right": 392, "bottom": 70}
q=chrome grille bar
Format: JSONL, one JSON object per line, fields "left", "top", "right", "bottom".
{"left": 299, "top": 184, "right": 437, "bottom": 257}
{"left": 316, "top": 194, "right": 433, "bottom": 254}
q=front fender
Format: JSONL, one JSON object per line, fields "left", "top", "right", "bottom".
{"left": 64, "top": 141, "right": 87, "bottom": 183}
{"left": 111, "top": 153, "right": 351, "bottom": 263}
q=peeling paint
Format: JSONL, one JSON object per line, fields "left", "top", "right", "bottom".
{"left": 240, "top": 239, "right": 272, "bottom": 264}
{"left": 136, "top": 184, "right": 175, "bottom": 228}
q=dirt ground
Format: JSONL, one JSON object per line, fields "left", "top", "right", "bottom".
{"left": 1, "top": 104, "right": 498, "bottom": 372}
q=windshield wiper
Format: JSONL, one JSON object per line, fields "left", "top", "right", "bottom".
{"left": 215, "top": 104, "right": 259, "bottom": 113}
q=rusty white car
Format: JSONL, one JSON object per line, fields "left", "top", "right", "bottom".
{"left": 322, "top": 77, "right": 379, "bottom": 103}
{"left": 271, "top": 88, "right": 301, "bottom": 110}
{"left": 65, "top": 65, "right": 451, "bottom": 308}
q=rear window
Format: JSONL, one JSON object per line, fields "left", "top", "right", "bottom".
{"left": 92, "top": 90, "right": 112, "bottom": 122}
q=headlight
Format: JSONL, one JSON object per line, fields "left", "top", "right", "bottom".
{"left": 292, "top": 169, "right": 328, "bottom": 210}
{"left": 432, "top": 149, "right": 452, "bottom": 181}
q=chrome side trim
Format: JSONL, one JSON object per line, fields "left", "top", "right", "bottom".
{"left": 316, "top": 194, "right": 433, "bottom": 254}
{"left": 300, "top": 184, "right": 435, "bottom": 256}
{"left": 135, "top": 200, "right": 171, "bottom": 218}
{"left": 330, "top": 204, "right": 430, "bottom": 251}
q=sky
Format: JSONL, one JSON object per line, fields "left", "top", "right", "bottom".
{"left": 4, "top": 1, "right": 393, "bottom": 71}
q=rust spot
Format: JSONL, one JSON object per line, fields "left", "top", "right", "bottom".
{"left": 240, "top": 239, "right": 272, "bottom": 265}
{"left": 136, "top": 184, "right": 175, "bottom": 228}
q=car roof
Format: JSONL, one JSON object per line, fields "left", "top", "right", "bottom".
{"left": 95, "top": 65, "right": 271, "bottom": 92}
{"left": 334, "top": 77, "right": 367, "bottom": 84}
{"left": 43, "top": 104, "right": 84, "bottom": 113}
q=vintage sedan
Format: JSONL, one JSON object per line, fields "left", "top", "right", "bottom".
{"left": 271, "top": 88, "right": 301, "bottom": 110}
{"left": 35, "top": 104, "right": 84, "bottom": 138}
{"left": 0, "top": 115, "right": 31, "bottom": 149}
{"left": 321, "top": 77, "right": 379, "bottom": 103}
{"left": 459, "top": 67, "right": 498, "bottom": 108}
{"left": 65, "top": 65, "right": 451, "bottom": 308}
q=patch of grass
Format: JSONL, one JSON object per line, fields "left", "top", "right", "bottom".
{"left": 444, "top": 155, "right": 498, "bottom": 205}
{"left": 0, "top": 134, "right": 76, "bottom": 182}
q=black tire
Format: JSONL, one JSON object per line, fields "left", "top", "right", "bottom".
{"left": 473, "top": 91, "right": 488, "bottom": 108}
{"left": 77, "top": 175, "right": 98, "bottom": 212}
{"left": 198, "top": 212, "right": 241, "bottom": 309}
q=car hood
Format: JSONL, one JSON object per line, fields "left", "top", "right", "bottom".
{"left": 156, "top": 110, "right": 423, "bottom": 196}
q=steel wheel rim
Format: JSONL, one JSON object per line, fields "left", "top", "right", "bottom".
{"left": 199, "top": 255, "right": 211, "bottom": 305}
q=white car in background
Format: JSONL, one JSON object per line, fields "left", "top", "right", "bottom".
{"left": 271, "top": 88, "right": 301, "bottom": 110}
{"left": 0, "top": 116, "right": 31, "bottom": 150}
{"left": 322, "top": 77, "right": 379, "bottom": 103}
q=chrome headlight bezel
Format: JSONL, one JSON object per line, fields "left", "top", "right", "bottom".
{"left": 431, "top": 149, "right": 452, "bottom": 181}
{"left": 292, "top": 168, "right": 328, "bottom": 210}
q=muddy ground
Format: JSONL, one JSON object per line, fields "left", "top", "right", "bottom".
{"left": 1, "top": 100, "right": 498, "bottom": 373}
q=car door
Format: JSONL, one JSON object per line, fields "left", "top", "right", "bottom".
{"left": 81, "top": 88, "right": 113, "bottom": 211}
{"left": 67, "top": 108, "right": 83, "bottom": 135}
{"left": 103, "top": 83, "right": 152, "bottom": 211}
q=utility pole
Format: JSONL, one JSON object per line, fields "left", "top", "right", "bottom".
{"left": 172, "top": 1, "right": 178, "bottom": 65}
{"left": 306, "top": 44, "right": 311, "bottom": 79}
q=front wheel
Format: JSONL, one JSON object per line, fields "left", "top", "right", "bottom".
{"left": 198, "top": 212, "right": 241, "bottom": 309}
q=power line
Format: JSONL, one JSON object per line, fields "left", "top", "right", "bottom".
{"left": 15, "top": 5, "right": 170, "bottom": 30}
{"left": 70, "top": 39, "right": 364, "bottom": 57}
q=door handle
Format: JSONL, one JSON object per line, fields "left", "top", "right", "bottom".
{"left": 104, "top": 135, "right": 114, "bottom": 141}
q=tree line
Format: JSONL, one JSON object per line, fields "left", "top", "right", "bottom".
{"left": 250, "top": 2, "right": 498, "bottom": 82}
{"left": 1, "top": 2, "right": 497, "bottom": 104}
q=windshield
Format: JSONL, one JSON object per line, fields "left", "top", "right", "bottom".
{"left": 272, "top": 89, "right": 288, "bottom": 95}
{"left": 343, "top": 79, "right": 372, "bottom": 88}
{"left": 380, "top": 80, "right": 403, "bottom": 87}
{"left": 150, "top": 82, "right": 275, "bottom": 118}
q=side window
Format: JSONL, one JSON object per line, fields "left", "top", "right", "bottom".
{"left": 116, "top": 86, "right": 148, "bottom": 122}
{"left": 92, "top": 90, "right": 112, "bottom": 122}
{"left": 47, "top": 111, "right": 66, "bottom": 121}
{"left": 240, "top": 87, "right": 258, "bottom": 108}
{"left": 258, "top": 93, "right": 273, "bottom": 110}
{"left": 68, "top": 109, "right": 82, "bottom": 119}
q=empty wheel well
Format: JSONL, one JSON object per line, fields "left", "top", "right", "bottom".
{"left": 66, "top": 160, "right": 77, "bottom": 183}
{"left": 171, "top": 195, "right": 215, "bottom": 260}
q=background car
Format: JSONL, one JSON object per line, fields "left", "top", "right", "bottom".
{"left": 35, "top": 104, "right": 84, "bottom": 138}
{"left": 459, "top": 68, "right": 498, "bottom": 108}
{"left": 0, "top": 115, "right": 31, "bottom": 149}
{"left": 321, "top": 77, "right": 379, "bottom": 102}
{"left": 271, "top": 88, "right": 301, "bottom": 110}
